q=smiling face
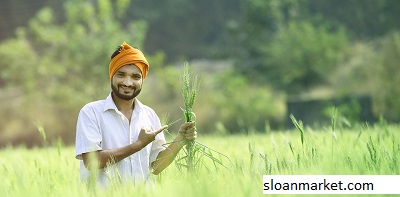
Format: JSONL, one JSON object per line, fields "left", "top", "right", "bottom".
{"left": 111, "top": 64, "right": 143, "bottom": 101}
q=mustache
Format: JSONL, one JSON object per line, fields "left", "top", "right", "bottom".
{"left": 118, "top": 84, "right": 136, "bottom": 90}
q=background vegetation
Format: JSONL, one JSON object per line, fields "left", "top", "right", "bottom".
{"left": 1, "top": 123, "right": 399, "bottom": 196}
{"left": 1, "top": 0, "right": 400, "bottom": 147}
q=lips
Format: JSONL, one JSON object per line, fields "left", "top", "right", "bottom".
{"left": 119, "top": 85, "right": 134, "bottom": 93}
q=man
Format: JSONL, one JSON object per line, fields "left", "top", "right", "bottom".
{"left": 75, "top": 42, "right": 196, "bottom": 186}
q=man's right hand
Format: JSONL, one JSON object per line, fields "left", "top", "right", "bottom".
{"left": 136, "top": 125, "right": 167, "bottom": 148}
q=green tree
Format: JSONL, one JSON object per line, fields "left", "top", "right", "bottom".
{"left": 230, "top": 0, "right": 301, "bottom": 68}
{"left": 376, "top": 33, "right": 400, "bottom": 121}
{"left": 231, "top": 0, "right": 348, "bottom": 94}
{"left": 0, "top": 0, "right": 149, "bottom": 146}
{"left": 127, "top": 0, "right": 243, "bottom": 62}
{"left": 206, "top": 69, "right": 285, "bottom": 133}
{"left": 260, "top": 21, "right": 348, "bottom": 93}
{"left": 306, "top": 0, "right": 400, "bottom": 38}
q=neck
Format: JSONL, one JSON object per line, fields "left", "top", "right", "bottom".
{"left": 111, "top": 93, "right": 135, "bottom": 112}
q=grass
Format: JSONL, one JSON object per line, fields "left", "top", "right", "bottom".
{"left": 1, "top": 123, "right": 399, "bottom": 196}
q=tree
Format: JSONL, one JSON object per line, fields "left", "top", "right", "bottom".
{"left": 127, "top": 0, "right": 243, "bottom": 62}
{"left": 0, "top": 0, "right": 149, "bottom": 146}
{"left": 307, "top": 0, "right": 400, "bottom": 38}
{"left": 260, "top": 21, "right": 348, "bottom": 93}
{"left": 376, "top": 33, "right": 400, "bottom": 121}
{"left": 231, "top": 0, "right": 348, "bottom": 94}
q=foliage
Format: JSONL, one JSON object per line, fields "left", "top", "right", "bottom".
{"left": 2, "top": 0, "right": 400, "bottom": 147}
{"left": 305, "top": 0, "right": 400, "bottom": 38}
{"left": 230, "top": 0, "right": 351, "bottom": 93}
{"left": 2, "top": 0, "right": 400, "bottom": 61}
{"left": 1, "top": 124, "right": 400, "bottom": 196}
{"left": 263, "top": 21, "right": 348, "bottom": 92}
{"left": 209, "top": 69, "right": 285, "bottom": 134}
{"left": 230, "top": 0, "right": 301, "bottom": 83}
{"left": 327, "top": 32, "right": 400, "bottom": 122}
{"left": 0, "top": 0, "right": 149, "bottom": 146}
{"left": 141, "top": 63, "right": 286, "bottom": 136}
{"left": 375, "top": 32, "right": 400, "bottom": 121}
{"left": 126, "top": 0, "right": 243, "bottom": 62}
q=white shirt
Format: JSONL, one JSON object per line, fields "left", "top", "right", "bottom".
{"left": 75, "top": 93, "right": 166, "bottom": 186}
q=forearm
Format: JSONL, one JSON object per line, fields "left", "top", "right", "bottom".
{"left": 83, "top": 141, "right": 145, "bottom": 169}
{"left": 151, "top": 136, "right": 186, "bottom": 175}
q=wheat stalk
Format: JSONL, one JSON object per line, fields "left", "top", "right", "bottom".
{"left": 180, "top": 62, "right": 200, "bottom": 173}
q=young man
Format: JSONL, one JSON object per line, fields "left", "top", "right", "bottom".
{"left": 75, "top": 42, "right": 196, "bottom": 186}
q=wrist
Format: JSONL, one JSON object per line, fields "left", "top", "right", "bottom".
{"left": 133, "top": 139, "right": 147, "bottom": 150}
{"left": 173, "top": 136, "right": 185, "bottom": 147}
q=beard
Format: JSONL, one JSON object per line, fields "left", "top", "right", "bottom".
{"left": 111, "top": 83, "right": 142, "bottom": 101}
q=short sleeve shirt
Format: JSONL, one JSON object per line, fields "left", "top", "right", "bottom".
{"left": 75, "top": 93, "right": 166, "bottom": 186}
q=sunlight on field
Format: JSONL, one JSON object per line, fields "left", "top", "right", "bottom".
{"left": 1, "top": 124, "right": 399, "bottom": 197}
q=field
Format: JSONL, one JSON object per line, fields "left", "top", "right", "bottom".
{"left": 1, "top": 123, "right": 399, "bottom": 197}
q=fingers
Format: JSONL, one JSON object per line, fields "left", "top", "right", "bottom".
{"left": 154, "top": 125, "right": 168, "bottom": 135}
{"left": 141, "top": 125, "right": 167, "bottom": 136}
{"left": 180, "top": 121, "right": 195, "bottom": 131}
{"left": 179, "top": 122, "right": 197, "bottom": 141}
{"left": 183, "top": 129, "right": 197, "bottom": 140}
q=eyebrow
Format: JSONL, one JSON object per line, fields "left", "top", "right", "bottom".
{"left": 116, "top": 71, "right": 142, "bottom": 76}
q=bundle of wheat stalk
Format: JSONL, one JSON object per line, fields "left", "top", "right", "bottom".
{"left": 171, "top": 62, "right": 232, "bottom": 174}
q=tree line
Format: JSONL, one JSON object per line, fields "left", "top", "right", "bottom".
{"left": 0, "top": 0, "right": 400, "bottom": 146}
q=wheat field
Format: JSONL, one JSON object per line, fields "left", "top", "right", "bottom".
{"left": 1, "top": 123, "right": 399, "bottom": 197}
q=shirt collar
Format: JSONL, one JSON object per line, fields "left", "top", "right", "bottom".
{"left": 103, "top": 93, "right": 142, "bottom": 114}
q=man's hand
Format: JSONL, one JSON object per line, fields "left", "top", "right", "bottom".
{"left": 151, "top": 122, "right": 197, "bottom": 174}
{"left": 178, "top": 122, "right": 197, "bottom": 141}
{"left": 82, "top": 126, "right": 167, "bottom": 169}
{"left": 137, "top": 125, "right": 168, "bottom": 148}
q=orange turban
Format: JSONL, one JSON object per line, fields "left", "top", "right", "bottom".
{"left": 109, "top": 42, "right": 149, "bottom": 81}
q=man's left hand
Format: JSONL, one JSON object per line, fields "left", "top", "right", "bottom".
{"left": 178, "top": 122, "right": 197, "bottom": 141}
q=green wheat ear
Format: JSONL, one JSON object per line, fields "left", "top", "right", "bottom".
{"left": 180, "top": 62, "right": 200, "bottom": 173}
{"left": 38, "top": 126, "right": 46, "bottom": 141}
{"left": 331, "top": 107, "right": 338, "bottom": 159}
{"left": 290, "top": 114, "right": 304, "bottom": 146}
{"left": 180, "top": 62, "right": 200, "bottom": 117}
{"left": 170, "top": 61, "right": 232, "bottom": 175}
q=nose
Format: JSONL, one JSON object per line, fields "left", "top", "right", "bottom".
{"left": 122, "top": 76, "right": 134, "bottom": 86}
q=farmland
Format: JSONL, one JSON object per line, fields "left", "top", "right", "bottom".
{"left": 1, "top": 123, "right": 399, "bottom": 197}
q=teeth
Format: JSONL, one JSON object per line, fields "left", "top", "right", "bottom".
{"left": 120, "top": 87, "right": 133, "bottom": 92}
